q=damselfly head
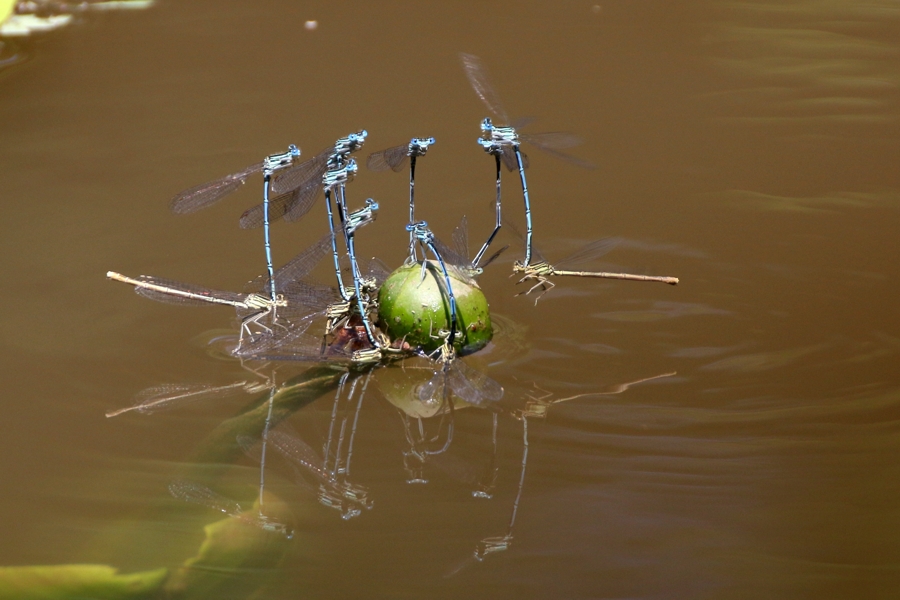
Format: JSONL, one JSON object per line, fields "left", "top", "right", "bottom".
{"left": 409, "top": 137, "right": 436, "bottom": 156}
{"left": 405, "top": 220, "right": 428, "bottom": 233}
{"left": 477, "top": 137, "right": 501, "bottom": 155}
{"left": 346, "top": 130, "right": 368, "bottom": 151}
{"left": 264, "top": 145, "right": 302, "bottom": 172}
{"left": 332, "top": 130, "right": 368, "bottom": 161}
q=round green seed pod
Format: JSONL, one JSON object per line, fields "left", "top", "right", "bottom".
{"left": 377, "top": 261, "right": 492, "bottom": 355}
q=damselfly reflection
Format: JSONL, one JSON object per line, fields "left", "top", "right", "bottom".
{"left": 417, "top": 353, "right": 504, "bottom": 408}
{"left": 417, "top": 324, "right": 504, "bottom": 405}
{"left": 168, "top": 480, "right": 293, "bottom": 538}
{"left": 238, "top": 372, "right": 375, "bottom": 520}
{"left": 106, "top": 380, "right": 255, "bottom": 418}
{"left": 445, "top": 415, "right": 528, "bottom": 577}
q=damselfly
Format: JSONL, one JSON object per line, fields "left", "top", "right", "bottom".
{"left": 366, "top": 137, "right": 436, "bottom": 261}
{"left": 170, "top": 145, "right": 302, "bottom": 304}
{"left": 512, "top": 239, "right": 679, "bottom": 304}
{"left": 502, "top": 219, "right": 678, "bottom": 303}
{"left": 342, "top": 198, "right": 384, "bottom": 349}
{"left": 407, "top": 220, "right": 460, "bottom": 346}
{"left": 106, "top": 271, "right": 293, "bottom": 349}
{"left": 459, "top": 53, "right": 592, "bottom": 268}
{"left": 238, "top": 130, "right": 368, "bottom": 228}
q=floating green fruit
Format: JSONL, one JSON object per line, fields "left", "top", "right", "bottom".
{"left": 377, "top": 261, "right": 492, "bottom": 355}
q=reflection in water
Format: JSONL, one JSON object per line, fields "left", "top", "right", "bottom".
{"left": 701, "top": 342, "right": 827, "bottom": 372}
{"left": 593, "top": 300, "right": 731, "bottom": 322}
{"left": 4, "top": 0, "right": 899, "bottom": 597}
{"left": 237, "top": 371, "right": 375, "bottom": 521}
{"left": 106, "top": 360, "right": 275, "bottom": 417}
{"left": 702, "top": 0, "right": 900, "bottom": 125}
{"left": 168, "top": 479, "right": 293, "bottom": 539}
{"left": 711, "top": 188, "right": 900, "bottom": 213}
{"left": 105, "top": 380, "right": 251, "bottom": 417}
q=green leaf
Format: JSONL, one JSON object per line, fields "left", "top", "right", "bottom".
{"left": 0, "top": 0, "right": 15, "bottom": 24}
{"left": 0, "top": 564, "right": 167, "bottom": 600}
{"left": 163, "top": 496, "right": 293, "bottom": 600}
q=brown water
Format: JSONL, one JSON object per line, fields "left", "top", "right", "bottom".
{"left": 1, "top": 1, "right": 899, "bottom": 598}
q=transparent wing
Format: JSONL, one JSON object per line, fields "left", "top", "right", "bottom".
{"left": 366, "top": 144, "right": 409, "bottom": 172}
{"left": 418, "top": 370, "right": 449, "bottom": 403}
{"left": 284, "top": 179, "right": 323, "bottom": 223}
{"left": 519, "top": 131, "right": 582, "bottom": 150}
{"left": 267, "top": 429, "right": 335, "bottom": 486}
{"left": 452, "top": 215, "right": 469, "bottom": 262}
{"left": 281, "top": 280, "right": 341, "bottom": 312}
{"left": 233, "top": 315, "right": 323, "bottom": 359}
{"left": 448, "top": 361, "right": 504, "bottom": 406}
{"left": 431, "top": 233, "right": 470, "bottom": 269}
{"left": 511, "top": 116, "right": 537, "bottom": 130}
{"left": 554, "top": 237, "right": 622, "bottom": 270}
{"left": 519, "top": 132, "right": 594, "bottom": 169}
{"left": 500, "top": 147, "right": 528, "bottom": 172}
{"left": 169, "top": 161, "right": 263, "bottom": 214}
{"left": 168, "top": 480, "right": 241, "bottom": 516}
{"left": 239, "top": 327, "right": 353, "bottom": 363}
{"left": 366, "top": 258, "right": 392, "bottom": 285}
{"left": 239, "top": 177, "right": 321, "bottom": 229}
{"left": 238, "top": 189, "right": 294, "bottom": 229}
{"left": 267, "top": 234, "right": 333, "bottom": 291}
{"left": 270, "top": 148, "right": 330, "bottom": 196}
{"left": 459, "top": 53, "right": 509, "bottom": 123}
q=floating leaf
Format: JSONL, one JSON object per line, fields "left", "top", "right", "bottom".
{"left": 0, "top": 564, "right": 167, "bottom": 600}
{"left": 164, "top": 495, "right": 293, "bottom": 600}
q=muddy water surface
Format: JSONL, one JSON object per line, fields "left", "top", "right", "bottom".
{"left": 1, "top": 1, "right": 899, "bottom": 598}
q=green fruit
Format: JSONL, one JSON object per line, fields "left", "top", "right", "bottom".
{"left": 377, "top": 261, "right": 492, "bottom": 355}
